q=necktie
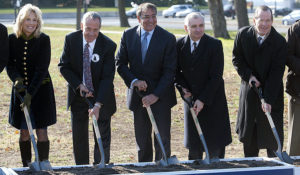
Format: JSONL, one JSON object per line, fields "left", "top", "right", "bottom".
{"left": 192, "top": 42, "right": 197, "bottom": 55}
{"left": 141, "top": 32, "right": 149, "bottom": 63}
{"left": 83, "top": 43, "right": 94, "bottom": 92}
{"left": 258, "top": 36, "right": 263, "bottom": 46}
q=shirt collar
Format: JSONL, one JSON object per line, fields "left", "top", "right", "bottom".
{"left": 83, "top": 36, "right": 96, "bottom": 50}
{"left": 190, "top": 38, "right": 200, "bottom": 47}
{"left": 141, "top": 28, "right": 154, "bottom": 37}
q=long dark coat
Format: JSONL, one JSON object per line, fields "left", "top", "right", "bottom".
{"left": 232, "top": 26, "right": 287, "bottom": 149}
{"left": 176, "top": 34, "right": 232, "bottom": 151}
{"left": 0, "top": 23, "right": 8, "bottom": 72}
{"left": 7, "top": 33, "right": 56, "bottom": 129}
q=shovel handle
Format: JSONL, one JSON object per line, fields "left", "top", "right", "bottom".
{"left": 175, "top": 84, "right": 193, "bottom": 108}
{"left": 15, "top": 90, "right": 40, "bottom": 163}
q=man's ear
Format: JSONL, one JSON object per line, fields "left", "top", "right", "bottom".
{"left": 184, "top": 25, "right": 188, "bottom": 33}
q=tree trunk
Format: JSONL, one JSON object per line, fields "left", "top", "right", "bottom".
{"left": 207, "top": 0, "right": 230, "bottom": 39}
{"left": 234, "top": 0, "right": 249, "bottom": 29}
{"left": 76, "top": 0, "right": 83, "bottom": 30}
{"left": 118, "top": 0, "right": 130, "bottom": 27}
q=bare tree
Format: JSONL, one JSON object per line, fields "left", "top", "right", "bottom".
{"left": 207, "top": 0, "right": 230, "bottom": 39}
{"left": 118, "top": 0, "right": 130, "bottom": 27}
{"left": 234, "top": 0, "right": 249, "bottom": 29}
{"left": 76, "top": 0, "right": 83, "bottom": 30}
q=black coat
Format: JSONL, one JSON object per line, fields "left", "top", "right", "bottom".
{"left": 0, "top": 23, "right": 8, "bottom": 72}
{"left": 116, "top": 25, "right": 177, "bottom": 111}
{"left": 176, "top": 34, "right": 232, "bottom": 151}
{"left": 58, "top": 31, "right": 117, "bottom": 119}
{"left": 286, "top": 21, "right": 300, "bottom": 97}
{"left": 7, "top": 33, "right": 56, "bottom": 129}
{"left": 232, "top": 26, "right": 287, "bottom": 149}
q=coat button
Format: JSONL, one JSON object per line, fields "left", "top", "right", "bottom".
{"left": 25, "top": 77, "right": 28, "bottom": 80}
{"left": 23, "top": 62, "right": 26, "bottom": 65}
{"left": 24, "top": 72, "right": 27, "bottom": 75}
{"left": 24, "top": 67, "right": 27, "bottom": 70}
{"left": 24, "top": 47, "right": 27, "bottom": 50}
{"left": 24, "top": 52, "right": 27, "bottom": 55}
{"left": 25, "top": 82, "right": 28, "bottom": 85}
{"left": 25, "top": 41, "right": 28, "bottom": 44}
{"left": 293, "top": 98, "right": 296, "bottom": 102}
{"left": 23, "top": 57, "right": 26, "bottom": 60}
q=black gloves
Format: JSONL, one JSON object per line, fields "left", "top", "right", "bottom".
{"left": 20, "top": 92, "right": 32, "bottom": 110}
{"left": 14, "top": 77, "right": 25, "bottom": 93}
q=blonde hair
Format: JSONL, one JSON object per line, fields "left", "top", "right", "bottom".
{"left": 14, "top": 3, "right": 43, "bottom": 38}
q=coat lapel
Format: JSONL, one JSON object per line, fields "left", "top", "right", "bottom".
{"left": 77, "top": 32, "right": 83, "bottom": 78}
{"left": 91, "top": 32, "right": 105, "bottom": 72}
{"left": 135, "top": 26, "right": 143, "bottom": 64}
{"left": 143, "top": 26, "right": 157, "bottom": 65}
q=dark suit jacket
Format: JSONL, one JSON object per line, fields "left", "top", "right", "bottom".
{"left": 116, "top": 25, "right": 177, "bottom": 111}
{"left": 232, "top": 26, "right": 286, "bottom": 149}
{"left": 0, "top": 23, "right": 8, "bottom": 72}
{"left": 58, "top": 30, "right": 117, "bottom": 118}
{"left": 176, "top": 34, "right": 232, "bottom": 150}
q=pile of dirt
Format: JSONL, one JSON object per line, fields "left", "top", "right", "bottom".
{"left": 16, "top": 160, "right": 283, "bottom": 175}
{"left": 293, "top": 159, "right": 300, "bottom": 167}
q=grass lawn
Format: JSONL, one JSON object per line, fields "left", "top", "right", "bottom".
{"left": 0, "top": 25, "right": 289, "bottom": 168}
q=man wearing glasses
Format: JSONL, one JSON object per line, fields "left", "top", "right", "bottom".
{"left": 116, "top": 3, "right": 177, "bottom": 162}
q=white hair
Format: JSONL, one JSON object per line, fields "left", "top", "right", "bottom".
{"left": 184, "top": 12, "right": 204, "bottom": 26}
{"left": 81, "top": 11, "right": 102, "bottom": 25}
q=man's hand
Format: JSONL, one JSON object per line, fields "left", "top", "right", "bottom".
{"left": 182, "top": 87, "right": 192, "bottom": 98}
{"left": 14, "top": 77, "right": 25, "bottom": 93}
{"left": 193, "top": 99, "right": 204, "bottom": 116}
{"left": 133, "top": 80, "right": 147, "bottom": 91}
{"left": 262, "top": 102, "right": 272, "bottom": 113}
{"left": 142, "top": 94, "right": 158, "bottom": 107}
{"left": 79, "top": 84, "right": 93, "bottom": 97}
{"left": 249, "top": 75, "right": 261, "bottom": 87}
{"left": 89, "top": 104, "right": 100, "bottom": 120}
{"left": 20, "top": 92, "right": 32, "bottom": 110}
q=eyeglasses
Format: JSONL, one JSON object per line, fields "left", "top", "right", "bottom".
{"left": 141, "top": 15, "right": 157, "bottom": 20}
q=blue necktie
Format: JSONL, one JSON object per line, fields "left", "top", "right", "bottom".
{"left": 83, "top": 43, "right": 94, "bottom": 92}
{"left": 258, "top": 36, "right": 263, "bottom": 46}
{"left": 141, "top": 32, "right": 149, "bottom": 63}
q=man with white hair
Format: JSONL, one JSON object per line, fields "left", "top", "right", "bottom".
{"left": 59, "top": 11, "right": 117, "bottom": 165}
{"left": 175, "top": 12, "right": 232, "bottom": 160}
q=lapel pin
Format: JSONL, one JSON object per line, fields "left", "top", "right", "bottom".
{"left": 92, "top": 53, "right": 100, "bottom": 62}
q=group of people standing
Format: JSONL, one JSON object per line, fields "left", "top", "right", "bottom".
{"left": 0, "top": 2, "right": 299, "bottom": 167}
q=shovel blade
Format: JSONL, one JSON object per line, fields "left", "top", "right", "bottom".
{"left": 40, "top": 160, "right": 53, "bottom": 171}
{"left": 29, "top": 162, "right": 40, "bottom": 171}
{"left": 94, "top": 163, "right": 106, "bottom": 168}
{"left": 275, "top": 151, "right": 294, "bottom": 164}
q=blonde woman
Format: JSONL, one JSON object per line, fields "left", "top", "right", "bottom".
{"left": 6, "top": 4, "right": 56, "bottom": 167}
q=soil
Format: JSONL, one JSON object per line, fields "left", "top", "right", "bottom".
{"left": 293, "top": 159, "right": 300, "bottom": 167}
{"left": 16, "top": 160, "right": 283, "bottom": 175}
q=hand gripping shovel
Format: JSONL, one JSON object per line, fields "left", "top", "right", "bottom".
{"left": 15, "top": 91, "right": 52, "bottom": 171}
{"left": 135, "top": 87, "right": 179, "bottom": 166}
{"left": 251, "top": 81, "right": 294, "bottom": 164}
{"left": 175, "top": 84, "right": 213, "bottom": 164}
{"left": 82, "top": 94, "right": 107, "bottom": 168}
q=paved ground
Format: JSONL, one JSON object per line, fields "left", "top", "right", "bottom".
{"left": 0, "top": 12, "right": 290, "bottom": 33}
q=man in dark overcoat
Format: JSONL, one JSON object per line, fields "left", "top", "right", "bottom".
{"left": 116, "top": 3, "right": 177, "bottom": 162}
{"left": 176, "top": 12, "right": 232, "bottom": 160}
{"left": 285, "top": 20, "right": 300, "bottom": 156}
{"left": 58, "top": 12, "right": 116, "bottom": 165}
{"left": 232, "top": 5, "right": 287, "bottom": 157}
{"left": 0, "top": 23, "right": 8, "bottom": 72}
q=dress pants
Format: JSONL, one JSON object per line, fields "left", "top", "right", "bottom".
{"left": 133, "top": 103, "right": 171, "bottom": 162}
{"left": 70, "top": 96, "right": 111, "bottom": 165}
{"left": 243, "top": 124, "right": 276, "bottom": 158}
{"left": 287, "top": 95, "right": 300, "bottom": 156}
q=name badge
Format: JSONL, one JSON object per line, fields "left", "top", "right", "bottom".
{"left": 92, "top": 53, "right": 100, "bottom": 62}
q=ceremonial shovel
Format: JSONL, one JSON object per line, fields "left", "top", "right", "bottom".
{"left": 15, "top": 91, "right": 52, "bottom": 171}
{"left": 82, "top": 93, "right": 107, "bottom": 168}
{"left": 175, "top": 84, "right": 217, "bottom": 164}
{"left": 135, "top": 87, "right": 179, "bottom": 166}
{"left": 251, "top": 81, "right": 294, "bottom": 164}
